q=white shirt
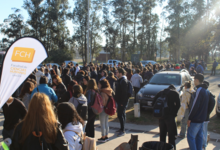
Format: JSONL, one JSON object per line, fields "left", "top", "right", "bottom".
{"left": 75, "top": 66, "right": 80, "bottom": 76}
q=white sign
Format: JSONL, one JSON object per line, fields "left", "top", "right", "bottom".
{"left": 0, "top": 37, "right": 48, "bottom": 108}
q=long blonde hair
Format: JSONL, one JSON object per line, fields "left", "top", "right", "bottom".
{"left": 20, "top": 93, "right": 57, "bottom": 144}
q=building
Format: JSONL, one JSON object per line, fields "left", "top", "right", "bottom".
{"left": 96, "top": 49, "right": 110, "bottom": 62}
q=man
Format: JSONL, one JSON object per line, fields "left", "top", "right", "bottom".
{"left": 31, "top": 76, "right": 58, "bottom": 103}
{"left": 152, "top": 85, "right": 180, "bottom": 150}
{"left": 115, "top": 68, "right": 129, "bottom": 137}
{"left": 196, "top": 62, "right": 204, "bottom": 74}
{"left": 60, "top": 62, "right": 66, "bottom": 76}
{"left": 187, "top": 74, "right": 209, "bottom": 150}
{"left": 130, "top": 69, "right": 143, "bottom": 103}
{"left": 75, "top": 64, "right": 80, "bottom": 76}
{"left": 211, "top": 59, "right": 218, "bottom": 76}
{"left": 202, "top": 81, "right": 215, "bottom": 149}
{"left": 2, "top": 96, "right": 27, "bottom": 139}
{"left": 189, "top": 61, "right": 195, "bottom": 70}
{"left": 82, "top": 63, "right": 88, "bottom": 71}
{"left": 61, "top": 68, "right": 72, "bottom": 88}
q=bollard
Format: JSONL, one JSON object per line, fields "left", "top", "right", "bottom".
{"left": 134, "top": 103, "right": 140, "bottom": 118}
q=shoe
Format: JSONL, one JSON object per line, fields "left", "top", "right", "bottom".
{"left": 177, "top": 134, "right": 185, "bottom": 138}
{"left": 105, "top": 137, "right": 109, "bottom": 141}
{"left": 117, "top": 131, "right": 125, "bottom": 137}
{"left": 115, "top": 129, "right": 121, "bottom": 133}
{"left": 98, "top": 138, "right": 106, "bottom": 143}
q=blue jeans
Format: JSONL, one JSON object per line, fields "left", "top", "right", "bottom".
{"left": 187, "top": 122, "right": 204, "bottom": 150}
{"left": 99, "top": 110, "right": 109, "bottom": 137}
{"left": 180, "top": 109, "right": 189, "bottom": 137}
{"left": 203, "top": 122, "right": 209, "bottom": 148}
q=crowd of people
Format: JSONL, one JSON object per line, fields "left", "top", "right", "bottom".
{"left": 1, "top": 59, "right": 218, "bottom": 150}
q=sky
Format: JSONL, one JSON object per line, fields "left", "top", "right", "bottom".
{"left": 0, "top": 0, "right": 166, "bottom": 45}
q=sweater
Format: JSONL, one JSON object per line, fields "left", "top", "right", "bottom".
{"left": 31, "top": 84, "right": 58, "bottom": 103}
{"left": 100, "top": 88, "right": 113, "bottom": 107}
{"left": 2, "top": 98, "right": 27, "bottom": 130}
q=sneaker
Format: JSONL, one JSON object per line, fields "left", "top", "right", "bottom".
{"left": 177, "top": 134, "right": 185, "bottom": 138}
{"left": 115, "top": 129, "right": 121, "bottom": 133}
{"left": 117, "top": 131, "right": 125, "bottom": 137}
{"left": 98, "top": 138, "right": 106, "bottom": 143}
{"left": 105, "top": 137, "right": 109, "bottom": 141}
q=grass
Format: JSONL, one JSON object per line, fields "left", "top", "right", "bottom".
{"left": 108, "top": 98, "right": 220, "bottom": 134}
{"left": 207, "top": 64, "right": 220, "bottom": 71}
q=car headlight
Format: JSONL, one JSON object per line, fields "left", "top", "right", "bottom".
{"left": 137, "top": 92, "right": 143, "bottom": 98}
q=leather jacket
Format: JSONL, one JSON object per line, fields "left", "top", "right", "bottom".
{"left": 85, "top": 90, "right": 96, "bottom": 109}
{"left": 10, "top": 122, "right": 69, "bottom": 150}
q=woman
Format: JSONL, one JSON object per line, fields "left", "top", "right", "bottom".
{"left": 126, "top": 69, "right": 133, "bottom": 81}
{"left": 35, "top": 68, "right": 44, "bottom": 85}
{"left": 106, "top": 72, "right": 117, "bottom": 91}
{"left": 57, "top": 102, "right": 84, "bottom": 150}
{"left": 10, "top": 93, "right": 68, "bottom": 150}
{"left": 97, "top": 79, "right": 112, "bottom": 142}
{"left": 60, "top": 80, "right": 78, "bottom": 103}
{"left": 153, "top": 64, "right": 158, "bottom": 74}
{"left": 52, "top": 75, "right": 67, "bottom": 100}
{"left": 178, "top": 81, "right": 195, "bottom": 138}
{"left": 19, "top": 81, "right": 35, "bottom": 109}
{"left": 53, "top": 65, "right": 61, "bottom": 77}
{"left": 82, "top": 76, "right": 90, "bottom": 94}
{"left": 85, "top": 79, "right": 98, "bottom": 138}
{"left": 69, "top": 85, "right": 88, "bottom": 131}
{"left": 50, "top": 69, "right": 57, "bottom": 77}
{"left": 100, "top": 70, "right": 107, "bottom": 81}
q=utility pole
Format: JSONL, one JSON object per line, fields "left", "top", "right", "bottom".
{"left": 87, "top": 0, "right": 90, "bottom": 64}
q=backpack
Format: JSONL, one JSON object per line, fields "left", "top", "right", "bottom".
{"left": 104, "top": 96, "right": 116, "bottom": 116}
{"left": 153, "top": 90, "right": 170, "bottom": 118}
{"left": 120, "top": 79, "right": 133, "bottom": 98}
{"left": 91, "top": 92, "right": 104, "bottom": 115}
{"left": 207, "top": 90, "right": 216, "bottom": 118}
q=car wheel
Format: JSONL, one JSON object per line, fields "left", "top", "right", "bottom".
{"left": 216, "top": 109, "right": 220, "bottom": 118}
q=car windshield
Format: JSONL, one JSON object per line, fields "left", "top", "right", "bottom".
{"left": 149, "top": 74, "right": 181, "bottom": 85}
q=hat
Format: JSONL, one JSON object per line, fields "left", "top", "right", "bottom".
{"left": 176, "top": 64, "right": 180, "bottom": 66}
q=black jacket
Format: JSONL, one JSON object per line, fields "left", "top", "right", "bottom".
{"left": 106, "top": 76, "right": 117, "bottom": 91}
{"left": 85, "top": 90, "right": 96, "bottom": 109}
{"left": 53, "top": 82, "right": 67, "bottom": 99}
{"left": 115, "top": 77, "right": 129, "bottom": 106}
{"left": 10, "top": 122, "right": 69, "bottom": 150}
{"left": 61, "top": 74, "right": 71, "bottom": 88}
{"left": 3, "top": 99, "right": 27, "bottom": 130}
{"left": 153, "top": 87, "right": 180, "bottom": 117}
{"left": 60, "top": 91, "right": 72, "bottom": 103}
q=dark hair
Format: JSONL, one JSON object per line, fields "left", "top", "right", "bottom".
{"left": 102, "top": 70, "right": 108, "bottom": 77}
{"left": 45, "top": 68, "right": 49, "bottom": 73}
{"left": 118, "top": 68, "right": 126, "bottom": 75}
{"left": 57, "top": 102, "right": 84, "bottom": 130}
{"left": 50, "top": 69, "right": 56, "bottom": 77}
{"left": 40, "top": 76, "right": 48, "bottom": 84}
{"left": 86, "top": 79, "right": 98, "bottom": 93}
{"left": 72, "top": 85, "right": 83, "bottom": 98}
{"left": 52, "top": 75, "right": 62, "bottom": 84}
{"left": 168, "top": 84, "right": 176, "bottom": 90}
{"left": 203, "top": 80, "right": 209, "bottom": 87}
{"left": 67, "top": 80, "right": 78, "bottom": 92}
{"left": 99, "top": 79, "right": 110, "bottom": 89}
{"left": 184, "top": 81, "right": 192, "bottom": 89}
{"left": 63, "top": 68, "right": 69, "bottom": 75}
{"left": 83, "top": 76, "right": 90, "bottom": 82}
{"left": 19, "top": 81, "right": 35, "bottom": 98}
{"left": 194, "top": 73, "right": 204, "bottom": 83}
{"left": 109, "top": 72, "right": 117, "bottom": 80}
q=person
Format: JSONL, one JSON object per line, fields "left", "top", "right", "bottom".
{"left": 106, "top": 72, "right": 117, "bottom": 91}
{"left": 35, "top": 68, "right": 44, "bottom": 85}
{"left": 187, "top": 74, "right": 209, "bottom": 150}
{"left": 189, "top": 67, "right": 197, "bottom": 76}
{"left": 152, "top": 85, "right": 180, "bottom": 150}
{"left": 196, "top": 62, "right": 204, "bottom": 74}
{"left": 85, "top": 79, "right": 98, "bottom": 138}
{"left": 2, "top": 96, "right": 27, "bottom": 140}
{"left": 28, "top": 72, "right": 37, "bottom": 81}
{"left": 19, "top": 81, "right": 35, "bottom": 109}
{"left": 211, "top": 59, "right": 218, "bottom": 76}
{"left": 153, "top": 64, "right": 158, "bottom": 74}
{"left": 91, "top": 67, "right": 98, "bottom": 80}
{"left": 53, "top": 65, "right": 61, "bottom": 76}
{"left": 44, "top": 68, "right": 52, "bottom": 85}
{"left": 97, "top": 79, "right": 113, "bottom": 142}
{"left": 115, "top": 68, "right": 129, "bottom": 137}
{"left": 61, "top": 68, "right": 72, "bottom": 88}
{"left": 82, "top": 76, "right": 90, "bottom": 94}
{"left": 202, "top": 81, "right": 215, "bottom": 149}
{"left": 144, "top": 69, "right": 154, "bottom": 81}
{"left": 10, "top": 93, "right": 69, "bottom": 150}
{"left": 69, "top": 85, "right": 88, "bottom": 129}
{"left": 175, "top": 64, "right": 180, "bottom": 70}
{"left": 75, "top": 70, "right": 85, "bottom": 85}
{"left": 31, "top": 76, "right": 58, "bottom": 103}
{"left": 100, "top": 70, "right": 108, "bottom": 81}
{"left": 75, "top": 64, "right": 80, "bottom": 76}
{"left": 178, "top": 81, "right": 195, "bottom": 138}
{"left": 52, "top": 75, "right": 67, "bottom": 100}
{"left": 126, "top": 69, "right": 133, "bottom": 81}
{"left": 57, "top": 102, "right": 84, "bottom": 150}
{"left": 50, "top": 69, "right": 57, "bottom": 77}
{"left": 60, "top": 62, "right": 66, "bottom": 76}
{"left": 60, "top": 80, "right": 78, "bottom": 103}
{"left": 130, "top": 69, "right": 143, "bottom": 103}
{"left": 189, "top": 61, "right": 195, "bottom": 70}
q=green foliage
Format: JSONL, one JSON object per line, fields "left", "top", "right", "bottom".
{"left": 46, "top": 49, "right": 74, "bottom": 63}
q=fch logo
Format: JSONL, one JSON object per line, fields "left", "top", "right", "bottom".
{"left": 11, "top": 47, "right": 35, "bottom": 63}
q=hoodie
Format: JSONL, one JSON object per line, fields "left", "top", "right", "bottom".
{"left": 188, "top": 84, "right": 209, "bottom": 123}
{"left": 63, "top": 122, "right": 83, "bottom": 150}
{"left": 69, "top": 94, "right": 87, "bottom": 108}
{"left": 178, "top": 88, "right": 195, "bottom": 118}
{"left": 100, "top": 88, "right": 113, "bottom": 107}
{"left": 130, "top": 73, "right": 143, "bottom": 88}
